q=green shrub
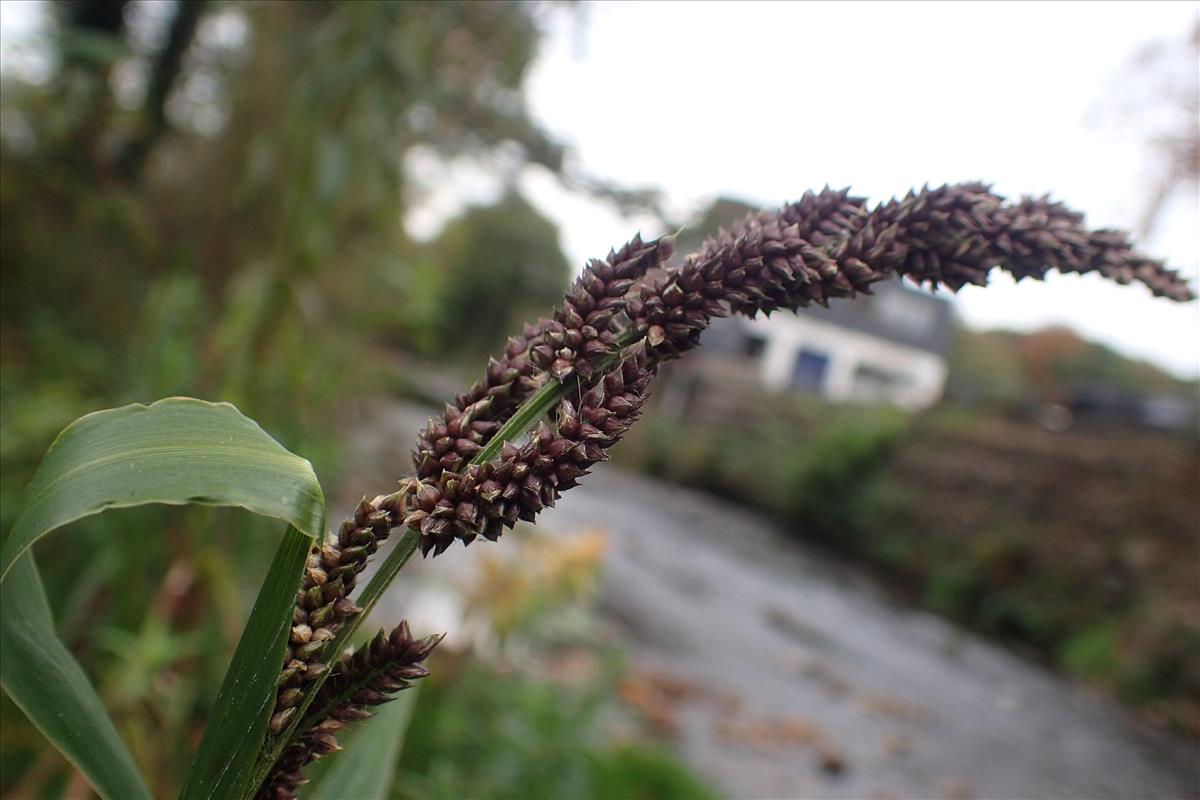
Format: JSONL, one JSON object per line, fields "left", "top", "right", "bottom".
{"left": 779, "top": 409, "right": 906, "bottom": 544}
{"left": 395, "top": 657, "right": 717, "bottom": 800}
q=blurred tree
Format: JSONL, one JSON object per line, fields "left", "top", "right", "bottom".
{"left": 428, "top": 190, "right": 571, "bottom": 355}
{"left": 1015, "top": 326, "right": 1185, "bottom": 399}
{"left": 1, "top": 0, "right": 658, "bottom": 437}
{"left": 1090, "top": 20, "right": 1199, "bottom": 238}
{"left": 117, "top": 0, "right": 208, "bottom": 179}
{"left": 0, "top": 3, "right": 658, "bottom": 793}
{"left": 945, "top": 327, "right": 1027, "bottom": 407}
{"left": 58, "top": 0, "right": 130, "bottom": 36}
{"left": 946, "top": 324, "right": 1191, "bottom": 408}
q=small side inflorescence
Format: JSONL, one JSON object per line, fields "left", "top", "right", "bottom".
{"left": 259, "top": 622, "right": 442, "bottom": 800}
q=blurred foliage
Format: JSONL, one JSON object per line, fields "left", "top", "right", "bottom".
{"left": 871, "top": 412, "right": 1200, "bottom": 733}
{"left": 394, "top": 655, "right": 719, "bottom": 800}
{"left": 944, "top": 326, "right": 1027, "bottom": 408}
{"left": 2, "top": 0, "right": 588, "bottom": 440}
{"left": 349, "top": 525, "right": 719, "bottom": 800}
{"left": 418, "top": 190, "right": 571, "bottom": 357}
{"left": 947, "top": 324, "right": 1197, "bottom": 409}
{"left": 0, "top": 1, "right": 649, "bottom": 795}
{"left": 461, "top": 529, "right": 608, "bottom": 646}
{"left": 2, "top": 0, "right": 583, "bottom": 498}
{"left": 777, "top": 409, "right": 906, "bottom": 545}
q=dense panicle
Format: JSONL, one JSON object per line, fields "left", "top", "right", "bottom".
{"left": 267, "top": 493, "right": 410, "bottom": 738}
{"left": 628, "top": 183, "right": 1193, "bottom": 356}
{"left": 412, "top": 234, "right": 673, "bottom": 484}
{"left": 400, "top": 182, "right": 1193, "bottom": 559}
{"left": 259, "top": 622, "right": 441, "bottom": 800}
{"left": 403, "top": 346, "right": 657, "bottom": 557}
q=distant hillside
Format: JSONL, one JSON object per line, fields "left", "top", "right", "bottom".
{"left": 948, "top": 324, "right": 1197, "bottom": 404}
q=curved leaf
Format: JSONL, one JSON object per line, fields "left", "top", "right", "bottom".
{"left": 0, "top": 396, "right": 325, "bottom": 580}
{"left": 0, "top": 397, "right": 326, "bottom": 800}
{"left": 0, "top": 552, "right": 154, "bottom": 800}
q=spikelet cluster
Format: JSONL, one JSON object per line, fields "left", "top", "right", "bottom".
{"left": 629, "top": 198, "right": 881, "bottom": 354}
{"left": 266, "top": 494, "right": 407, "bottom": 735}
{"left": 412, "top": 235, "right": 672, "bottom": 485}
{"left": 630, "top": 183, "right": 1193, "bottom": 357}
{"left": 412, "top": 327, "right": 540, "bottom": 481}
{"left": 528, "top": 234, "right": 674, "bottom": 381}
{"left": 823, "top": 184, "right": 1192, "bottom": 298}
{"left": 260, "top": 622, "right": 441, "bottom": 800}
{"left": 403, "top": 349, "right": 655, "bottom": 557}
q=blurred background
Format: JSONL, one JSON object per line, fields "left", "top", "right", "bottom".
{"left": 1, "top": 2, "right": 1197, "bottom": 799}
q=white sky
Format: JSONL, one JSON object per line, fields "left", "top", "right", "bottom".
{"left": 516, "top": 1, "right": 1200, "bottom": 378}
{"left": 2, "top": 0, "right": 1197, "bottom": 376}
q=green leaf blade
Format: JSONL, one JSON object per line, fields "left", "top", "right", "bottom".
{"left": 0, "top": 396, "right": 327, "bottom": 800}
{"left": 1, "top": 397, "right": 325, "bottom": 580}
{"left": 179, "top": 526, "right": 312, "bottom": 800}
{"left": 0, "top": 552, "right": 154, "bottom": 800}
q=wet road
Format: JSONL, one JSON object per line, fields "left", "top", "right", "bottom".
{"left": 350, "top": 401, "right": 1199, "bottom": 800}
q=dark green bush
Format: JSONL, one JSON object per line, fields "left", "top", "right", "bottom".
{"left": 778, "top": 409, "right": 906, "bottom": 544}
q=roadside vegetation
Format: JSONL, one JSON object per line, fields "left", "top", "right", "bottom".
{"left": 616, "top": 355, "right": 1199, "bottom": 736}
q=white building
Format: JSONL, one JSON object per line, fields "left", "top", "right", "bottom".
{"left": 702, "top": 280, "right": 954, "bottom": 410}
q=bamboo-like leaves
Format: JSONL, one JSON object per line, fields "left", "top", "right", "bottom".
{"left": 0, "top": 398, "right": 326, "bottom": 800}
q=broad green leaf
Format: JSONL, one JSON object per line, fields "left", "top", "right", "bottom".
{"left": 0, "top": 552, "right": 154, "bottom": 800}
{"left": 0, "top": 396, "right": 325, "bottom": 580}
{"left": 309, "top": 688, "right": 419, "bottom": 800}
{"left": 180, "top": 526, "right": 312, "bottom": 800}
{"left": 0, "top": 397, "right": 326, "bottom": 800}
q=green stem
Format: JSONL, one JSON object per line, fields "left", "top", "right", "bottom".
{"left": 472, "top": 377, "right": 576, "bottom": 464}
{"left": 471, "top": 331, "right": 643, "bottom": 465}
